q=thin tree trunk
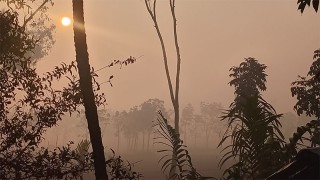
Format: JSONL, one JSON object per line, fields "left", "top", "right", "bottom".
{"left": 72, "top": 1, "right": 108, "bottom": 179}
{"left": 145, "top": 0, "right": 182, "bottom": 178}
{"left": 206, "top": 130, "right": 209, "bottom": 149}
{"left": 173, "top": 103, "right": 179, "bottom": 133}
{"left": 129, "top": 135, "right": 132, "bottom": 150}
{"left": 134, "top": 134, "right": 138, "bottom": 151}
{"left": 127, "top": 136, "right": 130, "bottom": 150}
{"left": 194, "top": 133, "right": 197, "bottom": 147}
{"left": 117, "top": 126, "right": 120, "bottom": 153}
{"left": 22, "top": 0, "right": 49, "bottom": 27}
{"left": 147, "top": 131, "right": 151, "bottom": 151}
{"left": 170, "top": 0, "right": 181, "bottom": 134}
{"left": 194, "top": 124, "right": 197, "bottom": 147}
{"left": 131, "top": 135, "right": 134, "bottom": 150}
{"left": 142, "top": 131, "right": 145, "bottom": 151}
{"left": 184, "top": 124, "right": 187, "bottom": 144}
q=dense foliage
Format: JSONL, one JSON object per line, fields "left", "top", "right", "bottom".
{"left": 0, "top": 10, "right": 35, "bottom": 71}
{"left": 290, "top": 49, "right": 320, "bottom": 148}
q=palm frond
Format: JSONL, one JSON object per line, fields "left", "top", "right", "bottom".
{"left": 154, "top": 111, "right": 215, "bottom": 180}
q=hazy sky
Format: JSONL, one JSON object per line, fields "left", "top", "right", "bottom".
{"left": 31, "top": 0, "right": 320, "bottom": 113}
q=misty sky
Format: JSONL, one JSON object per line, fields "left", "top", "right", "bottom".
{"left": 33, "top": 0, "right": 320, "bottom": 113}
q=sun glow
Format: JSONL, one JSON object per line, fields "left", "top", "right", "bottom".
{"left": 61, "top": 17, "right": 71, "bottom": 26}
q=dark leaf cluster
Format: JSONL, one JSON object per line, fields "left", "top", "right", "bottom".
{"left": 0, "top": 10, "right": 35, "bottom": 71}
{"left": 284, "top": 120, "right": 320, "bottom": 160}
{"left": 289, "top": 49, "right": 320, "bottom": 151}
{"left": 0, "top": 59, "right": 107, "bottom": 178}
{"left": 228, "top": 57, "right": 267, "bottom": 110}
{"left": 106, "top": 149, "right": 143, "bottom": 180}
{"left": 291, "top": 49, "right": 320, "bottom": 118}
{"left": 297, "top": 0, "right": 319, "bottom": 13}
{"left": 0, "top": 141, "right": 95, "bottom": 179}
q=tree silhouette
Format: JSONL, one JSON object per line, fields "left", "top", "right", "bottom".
{"left": 1, "top": 3, "right": 141, "bottom": 179}
{"left": 291, "top": 49, "right": 320, "bottom": 148}
{"left": 181, "top": 104, "right": 194, "bottom": 144}
{"left": 219, "top": 58, "right": 285, "bottom": 179}
{"left": 229, "top": 58, "right": 267, "bottom": 101}
{"left": 199, "top": 101, "right": 223, "bottom": 148}
{"left": 140, "top": 98, "right": 168, "bottom": 150}
{"left": 0, "top": 10, "right": 35, "bottom": 71}
{"left": 144, "top": 0, "right": 183, "bottom": 176}
{"left": 144, "top": 0, "right": 182, "bottom": 134}
{"left": 72, "top": 0, "right": 108, "bottom": 179}
{"left": 122, "top": 106, "right": 140, "bottom": 151}
{"left": 76, "top": 109, "right": 111, "bottom": 139}
{"left": 0, "top": 10, "right": 108, "bottom": 178}
{"left": 3, "top": 0, "right": 56, "bottom": 65}
{"left": 192, "top": 113, "right": 203, "bottom": 148}
{"left": 113, "top": 111, "right": 126, "bottom": 153}
{"left": 0, "top": 6, "right": 113, "bottom": 179}
{"left": 120, "top": 99, "right": 168, "bottom": 151}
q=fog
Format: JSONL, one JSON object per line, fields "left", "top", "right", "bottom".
{"left": 38, "top": 0, "right": 320, "bottom": 112}
{"left": 2, "top": 0, "right": 320, "bottom": 179}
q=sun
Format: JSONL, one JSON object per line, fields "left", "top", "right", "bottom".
{"left": 61, "top": 17, "right": 71, "bottom": 26}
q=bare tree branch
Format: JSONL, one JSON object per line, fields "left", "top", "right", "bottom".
{"left": 22, "top": 0, "right": 49, "bottom": 27}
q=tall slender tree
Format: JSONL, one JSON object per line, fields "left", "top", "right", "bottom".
{"left": 144, "top": 0, "right": 182, "bottom": 134}
{"left": 72, "top": 0, "right": 108, "bottom": 179}
{"left": 144, "top": 1, "right": 182, "bottom": 177}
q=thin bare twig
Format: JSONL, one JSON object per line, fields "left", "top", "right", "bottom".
{"left": 23, "top": 0, "right": 49, "bottom": 27}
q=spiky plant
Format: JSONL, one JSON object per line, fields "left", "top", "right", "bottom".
{"left": 74, "top": 139, "right": 91, "bottom": 164}
{"left": 153, "top": 111, "right": 213, "bottom": 180}
{"left": 219, "top": 94, "right": 285, "bottom": 179}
